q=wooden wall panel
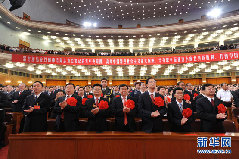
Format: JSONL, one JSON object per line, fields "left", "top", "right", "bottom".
{"left": 181, "top": 79, "right": 202, "bottom": 85}
{"left": 112, "top": 80, "right": 130, "bottom": 86}
{"left": 91, "top": 80, "right": 101, "bottom": 85}
{"left": 46, "top": 80, "right": 66, "bottom": 86}
{"left": 69, "top": 80, "right": 88, "bottom": 86}
{"left": 0, "top": 73, "right": 31, "bottom": 86}
{"left": 206, "top": 78, "right": 231, "bottom": 85}
{"left": 237, "top": 77, "right": 239, "bottom": 83}
{"left": 156, "top": 79, "right": 177, "bottom": 86}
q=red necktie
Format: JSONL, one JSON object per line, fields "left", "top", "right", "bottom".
{"left": 96, "top": 98, "right": 99, "bottom": 107}
{"left": 19, "top": 91, "right": 22, "bottom": 95}
{"left": 123, "top": 98, "right": 127, "bottom": 125}
{"left": 150, "top": 94, "right": 155, "bottom": 104}
{"left": 211, "top": 99, "right": 214, "bottom": 106}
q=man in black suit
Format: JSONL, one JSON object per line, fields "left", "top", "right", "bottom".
{"left": 85, "top": 84, "right": 110, "bottom": 132}
{"left": 78, "top": 87, "right": 85, "bottom": 99}
{"left": 54, "top": 83, "right": 83, "bottom": 132}
{"left": 23, "top": 81, "right": 51, "bottom": 132}
{"left": 130, "top": 82, "right": 141, "bottom": 99}
{"left": 196, "top": 84, "right": 227, "bottom": 132}
{"left": 168, "top": 87, "right": 194, "bottom": 132}
{"left": 11, "top": 83, "right": 31, "bottom": 112}
{"left": 84, "top": 85, "right": 93, "bottom": 98}
{"left": 138, "top": 77, "right": 167, "bottom": 133}
{"left": 112, "top": 84, "right": 137, "bottom": 132}
{"left": 184, "top": 83, "right": 198, "bottom": 112}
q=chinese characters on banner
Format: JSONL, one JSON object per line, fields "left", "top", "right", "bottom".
{"left": 12, "top": 51, "right": 239, "bottom": 65}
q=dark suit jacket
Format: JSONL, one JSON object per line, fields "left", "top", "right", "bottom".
{"left": 138, "top": 92, "right": 167, "bottom": 133}
{"left": 11, "top": 90, "right": 31, "bottom": 112}
{"left": 0, "top": 91, "right": 11, "bottom": 110}
{"left": 130, "top": 89, "right": 141, "bottom": 102}
{"left": 85, "top": 97, "right": 110, "bottom": 132}
{"left": 54, "top": 94, "right": 83, "bottom": 132}
{"left": 111, "top": 96, "right": 137, "bottom": 132}
{"left": 167, "top": 100, "right": 194, "bottom": 132}
{"left": 23, "top": 93, "right": 51, "bottom": 132}
{"left": 196, "top": 96, "right": 226, "bottom": 132}
{"left": 184, "top": 90, "right": 198, "bottom": 112}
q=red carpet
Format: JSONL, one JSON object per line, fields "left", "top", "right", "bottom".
{"left": 0, "top": 146, "right": 8, "bottom": 159}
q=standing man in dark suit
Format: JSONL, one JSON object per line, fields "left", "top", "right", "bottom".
{"left": 112, "top": 84, "right": 137, "bottom": 132}
{"left": 196, "top": 84, "right": 227, "bottom": 132}
{"left": 85, "top": 84, "right": 110, "bottom": 132}
{"left": 101, "top": 78, "right": 114, "bottom": 102}
{"left": 168, "top": 87, "right": 194, "bottom": 132}
{"left": 54, "top": 83, "right": 83, "bottom": 132}
{"left": 84, "top": 85, "right": 93, "bottom": 98}
{"left": 11, "top": 83, "right": 31, "bottom": 112}
{"left": 130, "top": 82, "right": 141, "bottom": 100}
{"left": 138, "top": 77, "right": 167, "bottom": 133}
{"left": 23, "top": 81, "right": 51, "bottom": 132}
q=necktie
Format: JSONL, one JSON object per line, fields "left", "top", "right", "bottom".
{"left": 179, "top": 103, "right": 183, "bottom": 113}
{"left": 150, "top": 94, "right": 155, "bottom": 104}
{"left": 96, "top": 98, "right": 99, "bottom": 107}
{"left": 211, "top": 99, "right": 214, "bottom": 106}
{"left": 123, "top": 97, "right": 127, "bottom": 125}
{"left": 19, "top": 91, "right": 22, "bottom": 95}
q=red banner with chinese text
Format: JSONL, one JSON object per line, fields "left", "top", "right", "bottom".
{"left": 12, "top": 52, "right": 239, "bottom": 65}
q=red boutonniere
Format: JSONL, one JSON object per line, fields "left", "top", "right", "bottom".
{"left": 101, "top": 93, "right": 103, "bottom": 97}
{"left": 154, "top": 97, "right": 164, "bottom": 107}
{"left": 164, "top": 96, "right": 171, "bottom": 103}
{"left": 217, "top": 104, "right": 227, "bottom": 114}
{"left": 184, "top": 94, "right": 191, "bottom": 101}
{"left": 66, "top": 97, "right": 77, "bottom": 106}
{"left": 125, "top": 99, "right": 135, "bottom": 109}
{"left": 182, "top": 108, "right": 193, "bottom": 118}
{"left": 98, "top": 100, "right": 109, "bottom": 109}
{"left": 87, "top": 95, "right": 93, "bottom": 98}
{"left": 82, "top": 98, "right": 88, "bottom": 105}
{"left": 115, "top": 95, "right": 120, "bottom": 97}
{"left": 194, "top": 93, "right": 199, "bottom": 98}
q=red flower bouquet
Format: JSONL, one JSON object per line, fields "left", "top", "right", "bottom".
{"left": 184, "top": 94, "right": 191, "bottom": 101}
{"left": 154, "top": 97, "right": 164, "bottom": 107}
{"left": 125, "top": 99, "right": 135, "bottom": 110}
{"left": 194, "top": 93, "right": 199, "bottom": 98}
{"left": 115, "top": 95, "right": 120, "bottom": 97}
{"left": 87, "top": 95, "right": 93, "bottom": 98}
{"left": 98, "top": 100, "right": 109, "bottom": 109}
{"left": 217, "top": 104, "right": 227, "bottom": 114}
{"left": 66, "top": 97, "right": 77, "bottom": 106}
{"left": 82, "top": 98, "right": 88, "bottom": 105}
{"left": 182, "top": 108, "right": 192, "bottom": 118}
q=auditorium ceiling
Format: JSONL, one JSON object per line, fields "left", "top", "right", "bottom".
{"left": 54, "top": 0, "right": 233, "bottom": 23}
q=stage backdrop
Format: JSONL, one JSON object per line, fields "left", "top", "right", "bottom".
{"left": 12, "top": 51, "right": 239, "bottom": 65}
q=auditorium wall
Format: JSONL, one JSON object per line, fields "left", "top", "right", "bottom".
{"left": 0, "top": 22, "right": 62, "bottom": 50}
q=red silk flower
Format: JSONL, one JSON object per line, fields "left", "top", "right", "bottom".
{"left": 165, "top": 96, "right": 171, "bottom": 103}
{"left": 82, "top": 98, "right": 88, "bottom": 105}
{"left": 66, "top": 97, "right": 77, "bottom": 106}
{"left": 115, "top": 95, "right": 120, "bottom": 97}
{"left": 217, "top": 104, "right": 227, "bottom": 114}
{"left": 184, "top": 94, "right": 191, "bottom": 101}
{"left": 194, "top": 93, "right": 199, "bottom": 98}
{"left": 87, "top": 95, "right": 93, "bottom": 98}
{"left": 154, "top": 97, "right": 164, "bottom": 107}
{"left": 98, "top": 100, "right": 109, "bottom": 109}
{"left": 101, "top": 93, "right": 103, "bottom": 97}
{"left": 182, "top": 108, "right": 192, "bottom": 118}
{"left": 125, "top": 99, "right": 135, "bottom": 110}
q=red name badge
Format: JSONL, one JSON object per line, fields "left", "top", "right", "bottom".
{"left": 34, "top": 105, "right": 40, "bottom": 109}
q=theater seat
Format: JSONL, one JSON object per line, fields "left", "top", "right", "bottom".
{"left": 223, "top": 120, "right": 236, "bottom": 132}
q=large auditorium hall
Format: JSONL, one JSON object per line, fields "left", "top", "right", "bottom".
{"left": 0, "top": 0, "right": 239, "bottom": 159}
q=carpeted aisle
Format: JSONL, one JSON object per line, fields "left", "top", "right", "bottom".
{"left": 0, "top": 146, "right": 8, "bottom": 159}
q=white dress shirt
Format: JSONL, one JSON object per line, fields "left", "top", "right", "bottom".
{"left": 216, "top": 89, "right": 232, "bottom": 102}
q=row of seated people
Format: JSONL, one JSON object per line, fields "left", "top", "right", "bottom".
{"left": 1, "top": 43, "right": 238, "bottom": 56}
{"left": 0, "top": 78, "right": 231, "bottom": 134}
